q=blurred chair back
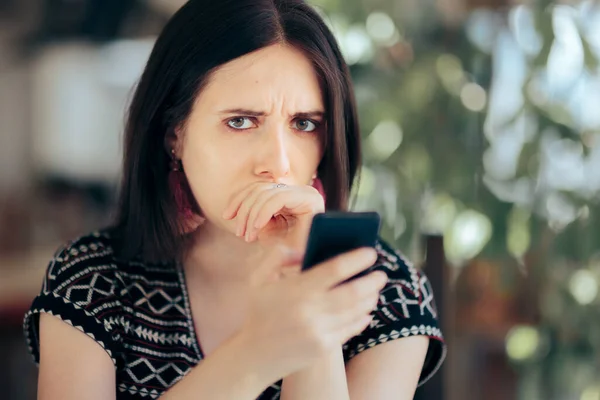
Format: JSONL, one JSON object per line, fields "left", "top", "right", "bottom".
{"left": 415, "top": 234, "right": 451, "bottom": 400}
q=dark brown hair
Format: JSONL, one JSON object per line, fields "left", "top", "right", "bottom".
{"left": 115, "top": 0, "right": 362, "bottom": 262}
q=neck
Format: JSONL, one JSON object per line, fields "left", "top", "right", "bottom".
{"left": 182, "top": 222, "right": 264, "bottom": 289}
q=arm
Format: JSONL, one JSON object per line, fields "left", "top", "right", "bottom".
{"left": 280, "top": 336, "right": 430, "bottom": 400}
{"left": 345, "top": 336, "right": 430, "bottom": 400}
{"left": 161, "top": 330, "right": 274, "bottom": 399}
{"left": 38, "top": 315, "right": 277, "bottom": 400}
{"left": 280, "top": 347, "right": 349, "bottom": 400}
{"left": 38, "top": 314, "right": 116, "bottom": 400}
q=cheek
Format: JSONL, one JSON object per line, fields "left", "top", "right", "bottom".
{"left": 181, "top": 142, "right": 235, "bottom": 213}
{"left": 300, "top": 136, "right": 323, "bottom": 173}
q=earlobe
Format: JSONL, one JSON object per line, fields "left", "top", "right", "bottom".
{"left": 167, "top": 140, "right": 205, "bottom": 235}
{"left": 164, "top": 134, "right": 178, "bottom": 158}
{"left": 164, "top": 127, "right": 184, "bottom": 159}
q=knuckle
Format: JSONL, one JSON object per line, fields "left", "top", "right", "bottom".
{"left": 366, "top": 295, "right": 379, "bottom": 311}
{"left": 330, "top": 259, "right": 347, "bottom": 277}
{"left": 348, "top": 281, "right": 365, "bottom": 298}
{"left": 313, "top": 332, "right": 333, "bottom": 354}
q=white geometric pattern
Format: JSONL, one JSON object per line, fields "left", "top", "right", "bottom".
{"left": 24, "top": 231, "right": 445, "bottom": 398}
{"left": 124, "top": 358, "right": 187, "bottom": 387}
{"left": 65, "top": 272, "right": 116, "bottom": 307}
{"left": 379, "top": 282, "right": 421, "bottom": 319}
{"left": 419, "top": 274, "right": 437, "bottom": 318}
{"left": 130, "top": 324, "right": 195, "bottom": 347}
{"left": 118, "top": 383, "right": 161, "bottom": 399}
{"left": 131, "top": 284, "right": 186, "bottom": 315}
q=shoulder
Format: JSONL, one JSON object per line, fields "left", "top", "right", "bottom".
{"left": 342, "top": 237, "right": 447, "bottom": 386}
{"left": 24, "top": 229, "right": 126, "bottom": 368}
{"left": 373, "top": 239, "right": 423, "bottom": 295}
{"left": 370, "top": 238, "right": 442, "bottom": 336}
{"left": 42, "top": 230, "right": 121, "bottom": 296}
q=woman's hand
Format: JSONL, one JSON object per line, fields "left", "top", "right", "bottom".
{"left": 222, "top": 182, "right": 325, "bottom": 243}
{"left": 237, "top": 245, "right": 387, "bottom": 382}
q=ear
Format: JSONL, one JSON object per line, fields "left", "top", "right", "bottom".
{"left": 164, "top": 127, "right": 184, "bottom": 158}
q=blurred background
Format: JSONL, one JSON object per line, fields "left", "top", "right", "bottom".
{"left": 0, "top": 0, "right": 599, "bottom": 399}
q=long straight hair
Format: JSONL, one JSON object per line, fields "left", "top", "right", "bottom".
{"left": 115, "top": 0, "right": 362, "bottom": 263}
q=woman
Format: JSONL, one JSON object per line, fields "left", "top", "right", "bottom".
{"left": 24, "top": 0, "right": 446, "bottom": 398}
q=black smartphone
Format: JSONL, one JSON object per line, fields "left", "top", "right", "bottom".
{"left": 301, "top": 211, "right": 381, "bottom": 283}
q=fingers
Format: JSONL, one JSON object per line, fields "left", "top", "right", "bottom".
{"left": 324, "top": 271, "right": 387, "bottom": 313}
{"left": 301, "top": 247, "right": 380, "bottom": 290}
{"left": 250, "top": 187, "right": 323, "bottom": 235}
{"left": 339, "top": 314, "right": 374, "bottom": 343}
{"left": 222, "top": 182, "right": 286, "bottom": 239}
{"left": 234, "top": 186, "right": 270, "bottom": 238}
{"left": 222, "top": 182, "right": 256, "bottom": 220}
{"left": 318, "top": 271, "right": 384, "bottom": 339}
{"left": 223, "top": 182, "right": 324, "bottom": 243}
{"left": 249, "top": 244, "right": 303, "bottom": 287}
{"left": 327, "top": 283, "right": 383, "bottom": 344}
{"left": 245, "top": 189, "right": 285, "bottom": 241}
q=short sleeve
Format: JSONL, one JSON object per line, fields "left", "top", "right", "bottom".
{"left": 343, "top": 239, "right": 447, "bottom": 387}
{"left": 23, "top": 232, "right": 124, "bottom": 368}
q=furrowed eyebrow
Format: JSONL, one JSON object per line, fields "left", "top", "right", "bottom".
{"left": 218, "top": 108, "right": 326, "bottom": 119}
{"left": 218, "top": 108, "right": 265, "bottom": 117}
{"left": 294, "top": 111, "right": 325, "bottom": 120}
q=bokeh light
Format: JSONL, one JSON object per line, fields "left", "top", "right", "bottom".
{"left": 366, "top": 11, "right": 400, "bottom": 46}
{"left": 445, "top": 210, "right": 493, "bottom": 265}
{"left": 460, "top": 83, "right": 487, "bottom": 112}
{"left": 366, "top": 120, "right": 403, "bottom": 161}
{"left": 581, "top": 385, "right": 600, "bottom": 400}
{"left": 506, "top": 326, "right": 541, "bottom": 362}
{"left": 436, "top": 54, "right": 465, "bottom": 95}
{"left": 569, "top": 270, "right": 599, "bottom": 305}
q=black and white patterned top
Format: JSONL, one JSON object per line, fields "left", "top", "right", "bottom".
{"left": 23, "top": 229, "right": 446, "bottom": 399}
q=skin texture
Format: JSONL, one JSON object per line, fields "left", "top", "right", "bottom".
{"left": 177, "top": 42, "right": 324, "bottom": 241}
{"left": 38, "top": 43, "right": 429, "bottom": 400}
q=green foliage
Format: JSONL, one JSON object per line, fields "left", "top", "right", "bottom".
{"left": 314, "top": 0, "right": 600, "bottom": 397}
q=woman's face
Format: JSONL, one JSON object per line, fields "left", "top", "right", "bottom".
{"left": 176, "top": 43, "right": 325, "bottom": 233}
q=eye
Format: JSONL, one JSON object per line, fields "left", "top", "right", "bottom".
{"left": 227, "top": 117, "right": 256, "bottom": 130}
{"left": 293, "top": 119, "right": 318, "bottom": 132}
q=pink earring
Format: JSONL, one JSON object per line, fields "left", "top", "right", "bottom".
{"left": 311, "top": 176, "right": 326, "bottom": 204}
{"left": 168, "top": 150, "right": 204, "bottom": 233}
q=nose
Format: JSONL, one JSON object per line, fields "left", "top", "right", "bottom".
{"left": 253, "top": 125, "right": 291, "bottom": 181}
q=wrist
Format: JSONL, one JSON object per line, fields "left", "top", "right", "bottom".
{"left": 281, "top": 346, "right": 349, "bottom": 400}
{"left": 230, "top": 328, "right": 281, "bottom": 388}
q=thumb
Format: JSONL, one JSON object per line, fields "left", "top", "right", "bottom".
{"left": 250, "top": 245, "right": 303, "bottom": 286}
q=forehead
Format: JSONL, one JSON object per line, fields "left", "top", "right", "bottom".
{"left": 199, "top": 44, "right": 324, "bottom": 110}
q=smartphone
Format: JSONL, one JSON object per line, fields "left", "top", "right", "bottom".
{"left": 301, "top": 211, "right": 381, "bottom": 283}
